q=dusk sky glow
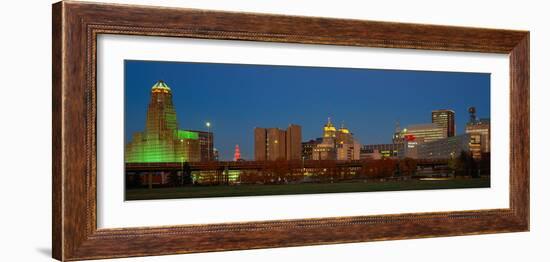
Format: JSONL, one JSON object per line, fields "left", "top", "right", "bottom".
{"left": 125, "top": 60, "right": 490, "bottom": 161}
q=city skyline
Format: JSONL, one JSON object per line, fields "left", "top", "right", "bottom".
{"left": 125, "top": 60, "right": 490, "bottom": 161}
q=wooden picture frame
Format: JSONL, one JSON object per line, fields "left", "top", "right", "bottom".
{"left": 52, "top": 1, "right": 529, "bottom": 261}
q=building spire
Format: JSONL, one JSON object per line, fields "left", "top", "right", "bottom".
{"left": 151, "top": 80, "right": 171, "bottom": 93}
{"left": 233, "top": 144, "right": 241, "bottom": 161}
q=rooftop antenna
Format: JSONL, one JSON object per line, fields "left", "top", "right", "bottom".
{"left": 395, "top": 120, "right": 401, "bottom": 133}
{"left": 468, "top": 107, "right": 477, "bottom": 123}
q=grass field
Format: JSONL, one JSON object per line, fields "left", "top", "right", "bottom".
{"left": 125, "top": 177, "right": 490, "bottom": 200}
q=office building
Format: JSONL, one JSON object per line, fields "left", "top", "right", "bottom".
{"left": 285, "top": 124, "right": 302, "bottom": 160}
{"left": 360, "top": 144, "right": 400, "bottom": 159}
{"left": 302, "top": 138, "right": 322, "bottom": 160}
{"left": 254, "top": 124, "right": 302, "bottom": 161}
{"left": 466, "top": 118, "right": 490, "bottom": 159}
{"left": 432, "top": 109, "right": 456, "bottom": 137}
{"left": 183, "top": 130, "right": 213, "bottom": 162}
{"left": 312, "top": 142, "right": 337, "bottom": 160}
{"left": 395, "top": 123, "right": 446, "bottom": 158}
{"left": 417, "top": 134, "right": 471, "bottom": 159}
{"left": 336, "top": 140, "right": 361, "bottom": 160}
{"left": 403, "top": 123, "right": 446, "bottom": 143}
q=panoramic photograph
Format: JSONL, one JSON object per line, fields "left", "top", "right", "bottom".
{"left": 124, "top": 60, "right": 491, "bottom": 200}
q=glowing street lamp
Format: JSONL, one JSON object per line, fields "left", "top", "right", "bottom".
{"left": 206, "top": 122, "right": 211, "bottom": 161}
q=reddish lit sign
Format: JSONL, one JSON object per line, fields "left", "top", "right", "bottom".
{"left": 404, "top": 134, "right": 416, "bottom": 141}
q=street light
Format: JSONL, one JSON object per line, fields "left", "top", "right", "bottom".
{"left": 206, "top": 122, "right": 211, "bottom": 161}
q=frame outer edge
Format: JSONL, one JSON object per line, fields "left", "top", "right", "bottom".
{"left": 510, "top": 33, "right": 530, "bottom": 229}
{"left": 52, "top": 2, "right": 64, "bottom": 261}
{"left": 52, "top": 1, "right": 531, "bottom": 260}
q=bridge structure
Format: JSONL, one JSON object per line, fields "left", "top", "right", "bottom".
{"left": 125, "top": 159, "right": 449, "bottom": 172}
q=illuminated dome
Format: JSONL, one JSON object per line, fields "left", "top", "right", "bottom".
{"left": 323, "top": 117, "right": 337, "bottom": 137}
{"left": 324, "top": 117, "right": 335, "bottom": 129}
{"left": 338, "top": 122, "right": 350, "bottom": 134}
{"left": 338, "top": 127, "right": 350, "bottom": 134}
{"left": 151, "top": 80, "right": 171, "bottom": 93}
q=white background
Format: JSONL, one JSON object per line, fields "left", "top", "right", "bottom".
{"left": 0, "top": 0, "right": 547, "bottom": 261}
{"left": 98, "top": 35, "right": 509, "bottom": 228}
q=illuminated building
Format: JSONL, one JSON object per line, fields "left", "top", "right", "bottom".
{"left": 313, "top": 118, "right": 337, "bottom": 160}
{"left": 403, "top": 123, "right": 446, "bottom": 143}
{"left": 254, "top": 124, "right": 302, "bottom": 161}
{"left": 183, "top": 129, "right": 213, "bottom": 161}
{"left": 396, "top": 123, "right": 446, "bottom": 159}
{"left": 302, "top": 138, "right": 322, "bottom": 160}
{"left": 465, "top": 107, "right": 490, "bottom": 159}
{"left": 313, "top": 118, "right": 360, "bottom": 160}
{"left": 417, "top": 134, "right": 470, "bottom": 159}
{"left": 336, "top": 140, "right": 361, "bottom": 160}
{"left": 432, "top": 109, "right": 456, "bottom": 137}
{"left": 125, "top": 80, "right": 201, "bottom": 163}
{"left": 360, "top": 144, "right": 400, "bottom": 159}
{"left": 465, "top": 109, "right": 490, "bottom": 159}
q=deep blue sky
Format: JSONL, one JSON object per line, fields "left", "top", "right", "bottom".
{"left": 125, "top": 60, "right": 490, "bottom": 161}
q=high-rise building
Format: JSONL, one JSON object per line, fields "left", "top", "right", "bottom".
{"left": 125, "top": 80, "right": 201, "bottom": 163}
{"left": 432, "top": 109, "right": 456, "bottom": 137}
{"left": 313, "top": 118, "right": 360, "bottom": 160}
{"left": 466, "top": 118, "right": 490, "bottom": 159}
{"left": 183, "top": 130, "right": 213, "bottom": 162}
{"left": 285, "top": 124, "right": 302, "bottom": 160}
{"left": 254, "top": 125, "right": 302, "bottom": 161}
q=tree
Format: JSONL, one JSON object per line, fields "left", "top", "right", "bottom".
{"left": 448, "top": 156, "right": 460, "bottom": 178}
{"left": 460, "top": 151, "right": 477, "bottom": 177}
{"left": 167, "top": 171, "right": 180, "bottom": 187}
{"left": 479, "top": 152, "right": 491, "bottom": 177}
{"left": 182, "top": 162, "right": 193, "bottom": 185}
{"left": 399, "top": 158, "right": 417, "bottom": 177}
{"left": 126, "top": 173, "right": 143, "bottom": 188}
{"left": 449, "top": 151, "right": 477, "bottom": 177}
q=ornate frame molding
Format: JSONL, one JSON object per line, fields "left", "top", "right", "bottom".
{"left": 53, "top": 1, "right": 529, "bottom": 260}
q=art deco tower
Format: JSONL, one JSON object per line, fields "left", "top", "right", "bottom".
{"left": 145, "top": 80, "right": 178, "bottom": 140}
{"left": 125, "top": 80, "right": 201, "bottom": 163}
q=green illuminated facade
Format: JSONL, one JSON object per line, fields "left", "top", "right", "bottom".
{"left": 125, "top": 80, "right": 201, "bottom": 163}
